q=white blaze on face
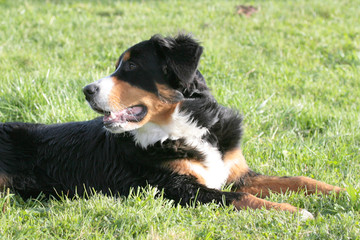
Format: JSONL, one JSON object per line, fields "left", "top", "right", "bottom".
{"left": 89, "top": 59, "right": 123, "bottom": 112}
{"left": 93, "top": 76, "right": 114, "bottom": 111}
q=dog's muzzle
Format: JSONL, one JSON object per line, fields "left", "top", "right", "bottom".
{"left": 83, "top": 83, "right": 99, "bottom": 102}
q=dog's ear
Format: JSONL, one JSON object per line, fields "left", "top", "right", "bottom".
{"left": 151, "top": 34, "right": 203, "bottom": 87}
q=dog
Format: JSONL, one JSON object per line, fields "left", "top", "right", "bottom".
{"left": 0, "top": 34, "right": 343, "bottom": 219}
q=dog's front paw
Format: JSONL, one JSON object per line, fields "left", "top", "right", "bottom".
{"left": 299, "top": 209, "right": 314, "bottom": 221}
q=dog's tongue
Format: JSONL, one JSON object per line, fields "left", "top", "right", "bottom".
{"left": 104, "top": 106, "right": 143, "bottom": 123}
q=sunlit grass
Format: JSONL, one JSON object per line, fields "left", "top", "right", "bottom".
{"left": 0, "top": 0, "right": 359, "bottom": 238}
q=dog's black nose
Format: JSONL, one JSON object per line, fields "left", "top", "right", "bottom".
{"left": 83, "top": 84, "right": 99, "bottom": 100}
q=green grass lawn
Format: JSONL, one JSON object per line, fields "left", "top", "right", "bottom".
{"left": 1, "top": 0, "right": 359, "bottom": 239}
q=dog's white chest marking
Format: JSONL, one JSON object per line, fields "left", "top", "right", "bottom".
{"left": 132, "top": 106, "right": 230, "bottom": 189}
{"left": 186, "top": 142, "right": 229, "bottom": 189}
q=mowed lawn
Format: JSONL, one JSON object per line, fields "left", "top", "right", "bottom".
{"left": 1, "top": 0, "right": 359, "bottom": 239}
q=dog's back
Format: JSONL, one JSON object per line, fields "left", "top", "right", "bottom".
{"left": 0, "top": 118, "right": 206, "bottom": 199}
{"left": 0, "top": 119, "right": 130, "bottom": 197}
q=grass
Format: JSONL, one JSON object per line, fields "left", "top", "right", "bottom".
{"left": 0, "top": 0, "right": 359, "bottom": 239}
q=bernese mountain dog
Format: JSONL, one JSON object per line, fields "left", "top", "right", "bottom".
{"left": 0, "top": 34, "right": 343, "bottom": 219}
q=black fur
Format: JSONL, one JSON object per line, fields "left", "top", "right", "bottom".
{"left": 151, "top": 34, "right": 203, "bottom": 88}
{"left": 180, "top": 98, "right": 243, "bottom": 154}
{"left": 0, "top": 34, "right": 247, "bottom": 207}
{"left": 0, "top": 116, "right": 244, "bottom": 204}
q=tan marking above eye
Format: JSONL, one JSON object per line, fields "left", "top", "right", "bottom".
{"left": 115, "top": 51, "right": 131, "bottom": 69}
{"left": 108, "top": 78, "right": 178, "bottom": 126}
{"left": 123, "top": 51, "right": 131, "bottom": 61}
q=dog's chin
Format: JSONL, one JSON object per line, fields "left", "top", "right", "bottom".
{"left": 103, "top": 122, "right": 141, "bottom": 134}
{"left": 101, "top": 105, "right": 148, "bottom": 134}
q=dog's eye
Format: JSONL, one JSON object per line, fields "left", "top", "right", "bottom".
{"left": 125, "top": 62, "right": 137, "bottom": 71}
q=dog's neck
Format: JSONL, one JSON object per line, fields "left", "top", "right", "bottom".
{"left": 131, "top": 105, "right": 208, "bottom": 149}
{"left": 131, "top": 102, "right": 230, "bottom": 190}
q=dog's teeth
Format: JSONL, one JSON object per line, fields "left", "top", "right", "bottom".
{"left": 109, "top": 112, "right": 116, "bottom": 120}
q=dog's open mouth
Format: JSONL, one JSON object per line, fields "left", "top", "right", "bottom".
{"left": 103, "top": 105, "right": 147, "bottom": 126}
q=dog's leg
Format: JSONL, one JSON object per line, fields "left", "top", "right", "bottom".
{"left": 156, "top": 173, "right": 313, "bottom": 219}
{"left": 235, "top": 174, "right": 344, "bottom": 198}
{"left": 231, "top": 192, "right": 313, "bottom": 219}
{"left": 223, "top": 148, "right": 343, "bottom": 198}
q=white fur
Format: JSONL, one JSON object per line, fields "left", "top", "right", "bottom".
{"left": 90, "top": 59, "right": 140, "bottom": 133}
{"left": 93, "top": 76, "right": 114, "bottom": 111}
{"left": 132, "top": 106, "right": 208, "bottom": 148}
{"left": 187, "top": 141, "right": 229, "bottom": 189}
{"left": 106, "top": 122, "right": 138, "bottom": 134}
{"left": 132, "top": 106, "right": 230, "bottom": 189}
{"left": 89, "top": 59, "right": 123, "bottom": 112}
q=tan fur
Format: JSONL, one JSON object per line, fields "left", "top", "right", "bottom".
{"left": 155, "top": 83, "right": 182, "bottom": 104}
{"left": 221, "top": 149, "right": 342, "bottom": 213}
{"left": 108, "top": 78, "right": 178, "bottom": 127}
{"left": 237, "top": 175, "right": 344, "bottom": 198}
{"left": 162, "top": 160, "right": 207, "bottom": 186}
{"left": 232, "top": 193, "right": 298, "bottom": 212}
{"left": 108, "top": 78, "right": 343, "bottom": 214}
{"left": 115, "top": 51, "right": 131, "bottom": 69}
{"left": 123, "top": 51, "right": 131, "bottom": 62}
{"left": 223, "top": 148, "right": 249, "bottom": 183}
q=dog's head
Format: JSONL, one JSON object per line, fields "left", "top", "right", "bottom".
{"left": 83, "top": 34, "right": 206, "bottom": 133}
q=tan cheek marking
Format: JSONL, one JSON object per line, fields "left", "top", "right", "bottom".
{"left": 108, "top": 79, "right": 141, "bottom": 110}
{"left": 149, "top": 103, "right": 178, "bottom": 125}
{"left": 156, "top": 83, "right": 182, "bottom": 103}
{"left": 108, "top": 79, "right": 178, "bottom": 125}
{"left": 224, "top": 148, "right": 249, "bottom": 184}
{"left": 162, "top": 160, "right": 206, "bottom": 186}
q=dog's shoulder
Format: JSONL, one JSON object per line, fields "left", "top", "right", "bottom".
{"left": 179, "top": 97, "right": 243, "bottom": 154}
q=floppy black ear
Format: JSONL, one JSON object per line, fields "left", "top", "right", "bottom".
{"left": 151, "top": 34, "right": 203, "bottom": 86}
